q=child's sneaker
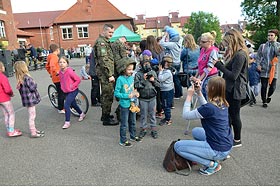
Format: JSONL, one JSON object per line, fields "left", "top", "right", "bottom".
{"left": 139, "top": 129, "right": 147, "bottom": 138}
{"left": 119, "top": 141, "right": 132, "bottom": 147}
{"left": 62, "top": 122, "right": 71, "bottom": 129}
{"left": 159, "top": 119, "right": 167, "bottom": 126}
{"left": 156, "top": 112, "right": 163, "bottom": 119}
{"left": 130, "top": 136, "right": 142, "bottom": 142}
{"left": 199, "top": 161, "right": 221, "bottom": 176}
{"left": 58, "top": 109, "right": 65, "bottom": 114}
{"left": 78, "top": 113, "right": 86, "bottom": 122}
{"left": 151, "top": 130, "right": 158, "bottom": 139}
{"left": 30, "top": 133, "right": 45, "bottom": 138}
{"left": 166, "top": 120, "right": 172, "bottom": 126}
{"left": 7, "top": 129, "right": 22, "bottom": 137}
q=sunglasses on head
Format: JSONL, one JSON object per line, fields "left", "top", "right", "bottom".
{"left": 200, "top": 40, "right": 209, "bottom": 43}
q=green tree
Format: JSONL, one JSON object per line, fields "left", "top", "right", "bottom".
{"left": 184, "top": 11, "right": 222, "bottom": 43}
{"left": 241, "top": 0, "right": 280, "bottom": 49}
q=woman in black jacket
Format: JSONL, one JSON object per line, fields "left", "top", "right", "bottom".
{"left": 213, "top": 29, "right": 249, "bottom": 148}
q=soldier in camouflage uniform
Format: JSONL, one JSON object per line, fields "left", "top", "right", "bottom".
{"left": 111, "top": 36, "right": 128, "bottom": 78}
{"left": 93, "top": 24, "right": 119, "bottom": 126}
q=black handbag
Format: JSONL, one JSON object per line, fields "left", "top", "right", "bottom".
{"left": 241, "top": 83, "right": 256, "bottom": 107}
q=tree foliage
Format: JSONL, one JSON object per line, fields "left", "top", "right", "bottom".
{"left": 241, "top": 0, "right": 280, "bottom": 49}
{"left": 184, "top": 11, "right": 222, "bottom": 43}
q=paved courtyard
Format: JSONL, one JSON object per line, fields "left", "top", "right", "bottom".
{"left": 0, "top": 58, "right": 279, "bottom": 185}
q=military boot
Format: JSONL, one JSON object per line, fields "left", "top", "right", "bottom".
{"left": 103, "top": 116, "right": 119, "bottom": 126}
{"left": 101, "top": 114, "right": 114, "bottom": 121}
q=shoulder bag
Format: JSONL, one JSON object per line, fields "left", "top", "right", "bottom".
{"left": 163, "top": 140, "right": 192, "bottom": 176}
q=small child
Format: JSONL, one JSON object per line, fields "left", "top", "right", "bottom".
{"left": 58, "top": 56, "right": 85, "bottom": 129}
{"left": 158, "top": 55, "right": 174, "bottom": 126}
{"left": 248, "top": 53, "right": 260, "bottom": 106}
{"left": 134, "top": 53, "right": 160, "bottom": 139}
{"left": 114, "top": 58, "right": 141, "bottom": 147}
{"left": 163, "top": 25, "right": 180, "bottom": 42}
{"left": 14, "top": 61, "right": 44, "bottom": 138}
{"left": 46, "top": 44, "right": 65, "bottom": 114}
{"left": 80, "top": 64, "right": 91, "bottom": 80}
{"left": 0, "top": 62, "right": 22, "bottom": 137}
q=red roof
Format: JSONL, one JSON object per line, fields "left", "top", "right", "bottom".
{"left": 16, "top": 29, "right": 34, "bottom": 37}
{"left": 14, "top": 10, "right": 65, "bottom": 29}
{"left": 145, "top": 16, "right": 170, "bottom": 29}
{"left": 54, "top": 0, "right": 132, "bottom": 23}
{"left": 180, "top": 16, "right": 190, "bottom": 27}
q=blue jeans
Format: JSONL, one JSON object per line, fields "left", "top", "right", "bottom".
{"left": 64, "top": 89, "right": 82, "bottom": 122}
{"left": 161, "top": 89, "right": 174, "bottom": 121}
{"left": 174, "top": 127, "right": 231, "bottom": 167}
{"left": 120, "top": 106, "right": 136, "bottom": 143}
{"left": 173, "top": 64, "right": 183, "bottom": 98}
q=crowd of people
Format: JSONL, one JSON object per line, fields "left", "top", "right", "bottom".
{"left": 0, "top": 24, "right": 279, "bottom": 176}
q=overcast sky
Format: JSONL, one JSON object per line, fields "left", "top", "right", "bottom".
{"left": 11, "top": 0, "right": 244, "bottom": 24}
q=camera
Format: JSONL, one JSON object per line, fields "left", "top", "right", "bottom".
{"left": 146, "top": 71, "right": 153, "bottom": 79}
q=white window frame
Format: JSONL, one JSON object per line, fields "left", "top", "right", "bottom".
{"left": 60, "top": 25, "right": 73, "bottom": 40}
{"left": 76, "top": 24, "right": 89, "bottom": 38}
{"left": 0, "top": 20, "right": 6, "bottom": 38}
{"left": 50, "top": 26, "right": 54, "bottom": 40}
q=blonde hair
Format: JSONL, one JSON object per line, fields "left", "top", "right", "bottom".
{"left": 207, "top": 76, "right": 229, "bottom": 108}
{"left": 0, "top": 61, "right": 4, "bottom": 72}
{"left": 14, "top": 61, "right": 31, "bottom": 84}
{"left": 184, "top": 34, "right": 198, "bottom": 50}
{"left": 201, "top": 31, "right": 216, "bottom": 45}
{"left": 222, "top": 28, "right": 249, "bottom": 60}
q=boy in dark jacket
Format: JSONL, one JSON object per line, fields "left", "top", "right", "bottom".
{"left": 248, "top": 53, "right": 260, "bottom": 106}
{"left": 134, "top": 58, "right": 160, "bottom": 139}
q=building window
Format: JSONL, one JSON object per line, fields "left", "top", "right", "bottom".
{"left": 0, "top": 1, "right": 3, "bottom": 10}
{"left": 60, "top": 26, "right": 73, "bottom": 40}
{"left": 76, "top": 24, "right": 89, "bottom": 38}
{"left": 50, "top": 26, "right": 54, "bottom": 40}
{"left": 0, "top": 20, "right": 6, "bottom": 38}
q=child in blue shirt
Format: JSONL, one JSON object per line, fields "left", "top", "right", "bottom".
{"left": 248, "top": 53, "right": 260, "bottom": 106}
{"left": 114, "top": 58, "right": 141, "bottom": 147}
{"left": 163, "top": 25, "right": 180, "bottom": 42}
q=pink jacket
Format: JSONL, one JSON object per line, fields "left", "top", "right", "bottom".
{"left": 0, "top": 72, "right": 13, "bottom": 102}
{"left": 198, "top": 46, "right": 218, "bottom": 76}
{"left": 59, "top": 68, "right": 81, "bottom": 93}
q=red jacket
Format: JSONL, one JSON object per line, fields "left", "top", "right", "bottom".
{"left": 0, "top": 72, "right": 13, "bottom": 102}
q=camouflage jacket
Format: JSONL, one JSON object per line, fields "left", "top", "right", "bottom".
{"left": 93, "top": 35, "right": 115, "bottom": 79}
{"left": 111, "top": 39, "right": 127, "bottom": 62}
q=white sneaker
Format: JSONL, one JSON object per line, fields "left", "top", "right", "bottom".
{"left": 58, "top": 109, "right": 65, "bottom": 114}
{"left": 78, "top": 113, "right": 86, "bottom": 122}
{"left": 62, "top": 122, "right": 71, "bottom": 129}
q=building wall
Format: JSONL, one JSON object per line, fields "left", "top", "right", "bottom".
{"left": 21, "top": 28, "right": 50, "bottom": 49}
{"left": 51, "top": 20, "right": 133, "bottom": 50}
{"left": 0, "top": 0, "right": 18, "bottom": 50}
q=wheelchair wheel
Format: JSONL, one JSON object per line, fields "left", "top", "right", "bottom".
{"left": 48, "top": 84, "right": 59, "bottom": 109}
{"left": 70, "top": 90, "right": 89, "bottom": 117}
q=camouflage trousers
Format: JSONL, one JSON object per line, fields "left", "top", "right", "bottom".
{"left": 100, "top": 78, "right": 114, "bottom": 116}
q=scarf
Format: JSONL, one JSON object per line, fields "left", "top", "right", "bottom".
{"left": 269, "top": 56, "right": 278, "bottom": 85}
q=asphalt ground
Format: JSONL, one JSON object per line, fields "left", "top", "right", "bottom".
{"left": 0, "top": 58, "right": 279, "bottom": 185}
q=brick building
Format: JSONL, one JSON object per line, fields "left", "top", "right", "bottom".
{"left": 14, "top": 0, "right": 136, "bottom": 51}
{"left": 134, "top": 11, "right": 190, "bottom": 39}
{"left": 0, "top": 0, "right": 18, "bottom": 50}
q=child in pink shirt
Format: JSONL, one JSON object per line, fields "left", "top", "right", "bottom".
{"left": 58, "top": 56, "right": 85, "bottom": 129}
{"left": 0, "top": 62, "right": 22, "bottom": 137}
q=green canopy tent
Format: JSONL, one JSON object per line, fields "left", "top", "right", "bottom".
{"left": 110, "top": 24, "right": 141, "bottom": 42}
